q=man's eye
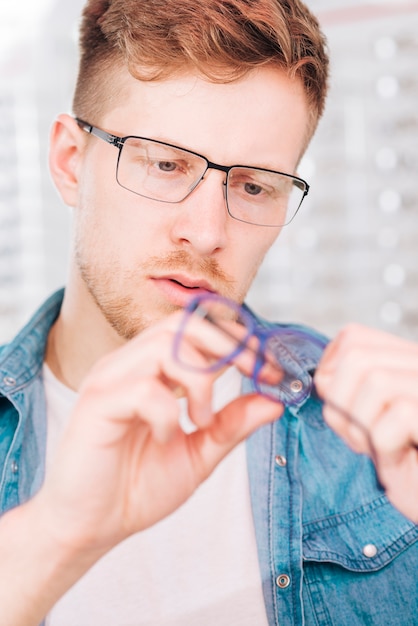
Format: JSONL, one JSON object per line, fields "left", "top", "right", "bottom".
{"left": 244, "top": 182, "right": 263, "bottom": 196}
{"left": 157, "top": 160, "right": 178, "bottom": 172}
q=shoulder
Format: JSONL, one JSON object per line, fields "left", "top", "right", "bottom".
{"left": 0, "top": 289, "right": 64, "bottom": 393}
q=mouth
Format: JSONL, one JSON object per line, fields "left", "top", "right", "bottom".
{"left": 170, "top": 279, "right": 201, "bottom": 290}
{"left": 166, "top": 275, "right": 215, "bottom": 292}
{"left": 151, "top": 274, "right": 216, "bottom": 307}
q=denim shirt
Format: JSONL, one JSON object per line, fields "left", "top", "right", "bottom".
{"left": 0, "top": 289, "right": 417, "bottom": 626}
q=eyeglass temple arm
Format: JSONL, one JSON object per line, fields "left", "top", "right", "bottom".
{"left": 75, "top": 118, "right": 122, "bottom": 148}
{"left": 193, "top": 305, "right": 265, "bottom": 364}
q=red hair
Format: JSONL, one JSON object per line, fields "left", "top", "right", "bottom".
{"left": 73, "top": 0, "right": 329, "bottom": 137}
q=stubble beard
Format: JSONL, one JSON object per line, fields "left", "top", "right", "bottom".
{"left": 75, "top": 248, "right": 245, "bottom": 341}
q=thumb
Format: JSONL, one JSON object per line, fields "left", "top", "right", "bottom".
{"left": 314, "top": 339, "right": 340, "bottom": 397}
{"left": 186, "top": 394, "right": 283, "bottom": 483}
{"left": 214, "top": 393, "right": 283, "bottom": 443}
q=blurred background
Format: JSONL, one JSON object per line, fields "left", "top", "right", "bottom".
{"left": 0, "top": 0, "right": 417, "bottom": 343}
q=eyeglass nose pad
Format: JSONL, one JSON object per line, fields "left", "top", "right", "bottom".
{"left": 187, "top": 175, "right": 205, "bottom": 194}
{"left": 222, "top": 178, "right": 227, "bottom": 195}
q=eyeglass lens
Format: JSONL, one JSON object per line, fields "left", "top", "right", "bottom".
{"left": 116, "top": 137, "right": 305, "bottom": 227}
{"left": 174, "top": 297, "right": 253, "bottom": 373}
{"left": 174, "top": 295, "right": 315, "bottom": 406}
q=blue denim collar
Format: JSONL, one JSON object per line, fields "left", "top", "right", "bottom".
{"left": 0, "top": 289, "right": 64, "bottom": 396}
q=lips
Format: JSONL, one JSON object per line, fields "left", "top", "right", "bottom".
{"left": 150, "top": 274, "right": 217, "bottom": 307}
{"left": 169, "top": 278, "right": 203, "bottom": 291}
{"left": 164, "top": 274, "right": 215, "bottom": 292}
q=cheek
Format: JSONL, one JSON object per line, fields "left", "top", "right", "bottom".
{"left": 75, "top": 179, "right": 168, "bottom": 269}
{"left": 73, "top": 174, "right": 123, "bottom": 266}
{"left": 77, "top": 143, "right": 122, "bottom": 214}
{"left": 76, "top": 158, "right": 130, "bottom": 239}
{"left": 232, "top": 227, "right": 280, "bottom": 288}
{"left": 238, "top": 227, "right": 280, "bottom": 266}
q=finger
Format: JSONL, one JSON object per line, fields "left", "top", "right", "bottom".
{"left": 381, "top": 457, "right": 418, "bottom": 523}
{"left": 321, "top": 370, "right": 418, "bottom": 456}
{"left": 316, "top": 346, "right": 418, "bottom": 403}
{"left": 69, "top": 375, "right": 183, "bottom": 446}
{"left": 174, "top": 313, "right": 280, "bottom": 383}
{"left": 81, "top": 320, "right": 231, "bottom": 431}
{"left": 100, "top": 313, "right": 281, "bottom": 429}
{"left": 315, "top": 345, "right": 418, "bottom": 446}
{"left": 321, "top": 400, "right": 370, "bottom": 455}
{"left": 184, "top": 393, "right": 283, "bottom": 483}
{"left": 318, "top": 323, "right": 418, "bottom": 377}
{"left": 324, "top": 369, "right": 418, "bottom": 452}
{"left": 315, "top": 323, "right": 418, "bottom": 402}
{"left": 370, "top": 398, "right": 418, "bottom": 522}
{"left": 371, "top": 397, "right": 418, "bottom": 460}
{"left": 91, "top": 313, "right": 258, "bottom": 393}
{"left": 350, "top": 370, "right": 418, "bottom": 436}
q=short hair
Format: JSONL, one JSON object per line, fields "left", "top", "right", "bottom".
{"left": 73, "top": 0, "right": 329, "bottom": 139}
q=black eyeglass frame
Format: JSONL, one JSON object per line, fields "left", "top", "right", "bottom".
{"left": 76, "top": 117, "right": 310, "bottom": 227}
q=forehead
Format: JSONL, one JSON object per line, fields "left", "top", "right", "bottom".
{"left": 101, "top": 66, "right": 310, "bottom": 171}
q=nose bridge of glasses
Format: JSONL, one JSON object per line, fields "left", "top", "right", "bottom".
{"left": 186, "top": 159, "right": 229, "bottom": 204}
{"left": 206, "top": 160, "right": 230, "bottom": 178}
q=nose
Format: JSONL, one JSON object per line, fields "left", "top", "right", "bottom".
{"left": 169, "top": 169, "right": 229, "bottom": 256}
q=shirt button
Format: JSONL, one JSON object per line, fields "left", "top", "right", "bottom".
{"left": 3, "top": 376, "right": 16, "bottom": 387}
{"left": 276, "top": 574, "right": 291, "bottom": 589}
{"left": 290, "top": 380, "right": 303, "bottom": 394}
{"left": 275, "top": 455, "right": 287, "bottom": 467}
{"left": 363, "top": 543, "right": 378, "bottom": 558}
{"left": 10, "top": 461, "right": 19, "bottom": 474}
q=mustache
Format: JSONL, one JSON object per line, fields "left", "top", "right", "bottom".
{"left": 142, "top": 251, "right": 234, "bottom": 287}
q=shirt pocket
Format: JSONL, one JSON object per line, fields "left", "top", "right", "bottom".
{"left": 301, "top": 497, "right": 418, "bottom": 626}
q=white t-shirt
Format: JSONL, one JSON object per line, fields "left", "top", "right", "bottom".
{"left": 43, "top": 364, "right": 269, "bottom": 626}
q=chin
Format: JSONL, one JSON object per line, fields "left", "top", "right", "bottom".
{"left": 107, "top": 300, "right": 180, "bottom": 340}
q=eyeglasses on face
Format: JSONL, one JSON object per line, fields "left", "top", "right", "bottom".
{"left": 172, "top": 293, "right": 326, "bottom": 406}
{"left": 76, "top": 118, "right": 309, "bottom": 228}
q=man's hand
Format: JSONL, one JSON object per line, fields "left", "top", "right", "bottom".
{"left": 315, "top": 323, "right": 418, "bottom": 523}
{"left": 0, "top": 310, "right": 282, "bottom": 625}
{"left": 40, "top": 310, "right": 281, "bottom": 551}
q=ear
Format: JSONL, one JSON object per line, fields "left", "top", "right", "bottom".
{"left": 49, "top": 113, "right": 86, "bottom": 208}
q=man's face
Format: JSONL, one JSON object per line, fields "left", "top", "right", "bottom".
{"left": 72, "top": 66, "right": 309, "bottom": 339}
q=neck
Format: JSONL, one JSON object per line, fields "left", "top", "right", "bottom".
{"left": 45, "top": 273, "right": 126, "bottom": 391}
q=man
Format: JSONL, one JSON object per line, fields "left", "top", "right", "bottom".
{"left": 0, "top": 0, "right": 417, "bottom": 625}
